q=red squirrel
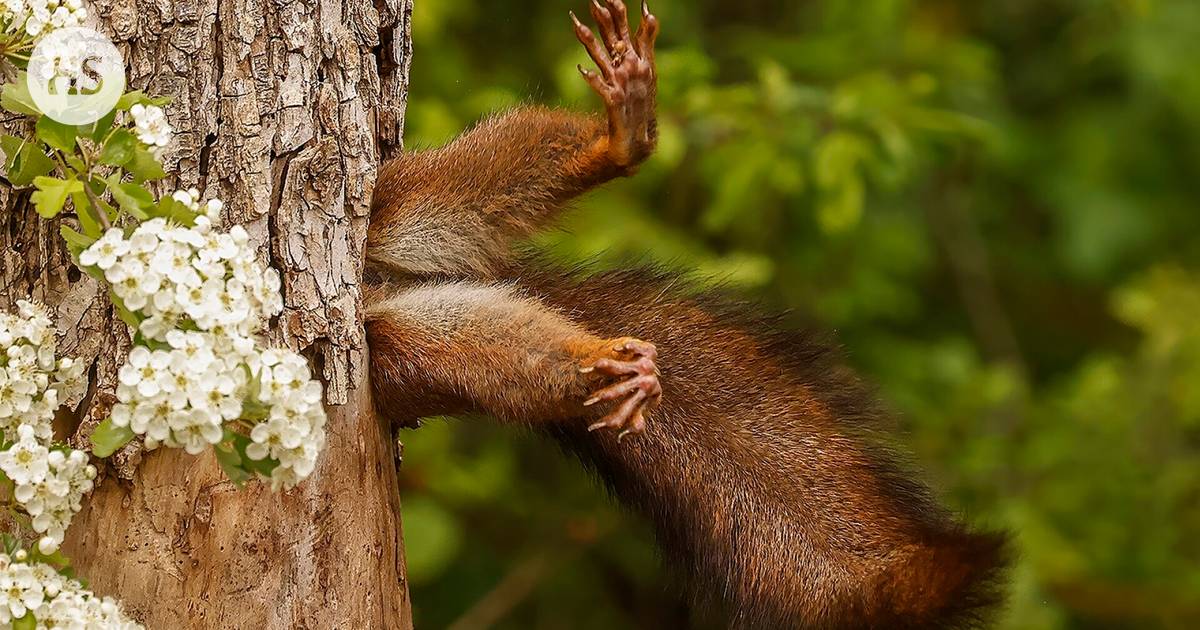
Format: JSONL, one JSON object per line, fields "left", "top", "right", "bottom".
{"left": 365, "top": 2, "right": 1008, "bottom": 627}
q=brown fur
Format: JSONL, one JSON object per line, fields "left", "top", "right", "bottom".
{"left": 365, "top": 279, "right": 626, "bottom": 423}
{"left": 364, "top": 3, "right": 1007, "bottom": 626}
{"left": 364, "top": 266, "right": 1009, "bottom": 629}
{"left": 368, "top": 108, "right": 622, "bottom": 278}
{"left": 513, "top": 265, "right": 1009, "bottom": 629}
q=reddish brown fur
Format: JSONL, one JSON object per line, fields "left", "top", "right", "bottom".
{"left": 364, "top": 2, "right": 1007, "bottom": 627}
{"left": 364, "top": 268, "right": 1009, "bottom": 629}
{"left": 511, "top": 266, "right": 1008, "bottom": 629}
{"left": 368, "top": 109, "right": 622, "bottom": 278}
{"left": 365, "top": 280, "right": 642, "bottom": 424}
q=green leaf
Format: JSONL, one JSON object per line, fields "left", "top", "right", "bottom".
{"left": 214, "top": 439, "right": 251, "bottom": 487}
{"left": 242, "top": 453, "right": 280, "bottom": 478}
{"left": 85, "top": 109, "right": 117, "bottom": 141}
{"left": 116, "top": 90, "right": 171, "bottom": 110}
{"left": 6, "top": 143, "right": 56, "bottom": 186}
{"left": 30, "top": 175, "right": 83, "bottom": 218}
{"left": 238, "top": 444, "right": 278, "bottom": 475}
{"left": 35, "top": 116, "right": 77, "bottom": 153}
{"left": 63, "top": 153, "right": 86, "bottom": 172}
{"left": 110, "top": 292, "right": 143, "bottom": 330}
{"left": 152, "top": 195, "right": 197, "bottom": 225}
{"left": 242, "top": 363, "right": 262, "bottom": 402}
{"left": 126, "top": 146, "right": 166, "bottom": 182}
{"left": 29, "top": 545, "right": 72, "bottom": 572}
{"left": 224, "top": 429, "right": 280, "bottom": 478}
{"left": 107, "top": 178, "right": 153, "bottom": 220}
{"left": 1, "top": 76, "right": 40, "bottom": 116}
{"left": 240, "top": 398, "right": 271, "bottom": 422}
{"left": 70, "top": 191, "right": 101, "bottom": 238}
{"left": 12, "top": 612, "right": 35, "bottom": 630}
{"left": 63, "top": 228, "right": 101, "bottom": 272}
{"left": 60, "top": 226, "right": 97, "bottom": 256}
{"left": 131, "top": 333, "right": 171, "bottom": 352}
{"left": 98, "top": 129, "right": 136, "bottom": 166}
{"left": 89, "top": 179, "right": 118, "bottom": 221}
{"left": 0, "top": 134, "right": 24, "bottom": 169}
{"left": 90, "top": 418, "right": 134, "bottom": 458}
{"left": 114, "top": 91, "right": 144, "bottom": 111}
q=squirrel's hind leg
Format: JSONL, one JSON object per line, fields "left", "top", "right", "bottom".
{"left": 366, "top": 1, "right": 660, "bottom": 279}
{"left": 365, "top": 280, "right": 659, "bottom": 436}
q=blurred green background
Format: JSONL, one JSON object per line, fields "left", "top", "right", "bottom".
{"left": 395, "top": 0, "right": 1200, "bottom": 628}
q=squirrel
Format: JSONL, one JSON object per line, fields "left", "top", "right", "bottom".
{"left": 363, "top": 1, "right": 1009, "bottom": 628}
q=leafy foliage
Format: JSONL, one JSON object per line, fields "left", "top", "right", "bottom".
{"left": 398, "top": 1, "right": 1200, "bottom": 628}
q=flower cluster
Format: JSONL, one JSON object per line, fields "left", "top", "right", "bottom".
{"left": 128, "top": 104, "right": 172, "bottom": 153}
{"left": 0, "top": 550, "right": 141, "bottom": 629}
{"left": 81, "top": 197, "right": 325, "bottom": 490}
{"left": 245, "top": 349, "right": 326, "bottom": 490}
{"left": 84, "top": 212, "right": 281, "bottom": 337}
{"left": 26, "top": 31, "right": 95, "bottom": 95}
{"left": 0, "top": 0, "right": 87, "bottom": 39}
{"left": 0, "top": 301, "right": 85, "bottom": 443}
{"left": 0, "top": 426, "right": 95, "bottom": 554}
{"left": 0, "top": 302, "right": 92, "bottom": 554}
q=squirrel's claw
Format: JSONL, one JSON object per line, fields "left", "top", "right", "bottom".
{"left": 635, "top": 2, "right": 659, "bottom": 60}
{"left": 572, "top": 13, "right": 613, "bottom": 81}
{"left": 605, "top": 1, "right": 633, "bottom": 48}
{"left": 572, "top": 0, "right": 659, "bottom": 169}
{"left": 573, "top": 0, "right": 654, "bottom": 83}
{"left": 585, "top": 372, "right": 658, "bottom": 406}
{"left": 588, "top": 391, "right": 647, "bottom": 435}
{"left": 588, "top": 1, "right": 619, "bottom": 53}
{"left": 582, "top": 337, "right": 661, "bottom": 439}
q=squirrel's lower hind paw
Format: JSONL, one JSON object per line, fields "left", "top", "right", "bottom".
{"left": 581, "top": 338, "right": 661, "bottom": 439}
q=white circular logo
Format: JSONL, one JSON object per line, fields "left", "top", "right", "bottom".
{"left": 27, "top": 27, "right": 125, "bottom": 125}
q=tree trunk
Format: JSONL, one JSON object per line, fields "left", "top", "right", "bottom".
{"left": 0, "top": 0, "right": 414, "bottom": 627}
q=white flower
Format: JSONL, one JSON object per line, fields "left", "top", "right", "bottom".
{"left": 138, "top": 314, "right": 177, "bottom": 341}
{"left": 129, "top": 103, "right": 172, "bottom": 149}
{"left": 0, "top": 560, "right": 44, "bottom": 621}
{"left": 171, "top": 188, "right": 200, "bottom": 210}
{"left": 204, "top": 198, "right": 224, "bottom": 221}
{"left": 0, "top": 301, "right": 85, "bottom": 444}
{"left": 33, "top": 32, "right": 93, "bottom": 94}
{"left": 4, "top": 0, "right": 87, "bottom": 39}
{"left": 0, "top": 425, "right": 49, "bottom": 485}
{"left": 152, "top": 241, "right": 200, "bottom": 288}
{"left": 242, "top": 348, "right": 326, "bottom": 489}
{"left": 166, "top": 330, "right": 216, "bottom": 372}
{"left": 104, "top": 258, "right": 144, "bottom": 285}
{"left": 79, "top": 228, "right": 128, "bottom": 271}
{"left": 117, "top": 346, "right": 171, "bottom": 398}
{"left": 172, "top": 409, "right": 223, "bottom": 455}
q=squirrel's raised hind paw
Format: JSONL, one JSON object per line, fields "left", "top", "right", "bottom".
{"left": 571, "top": 0, "right": 659, "bottom": 168}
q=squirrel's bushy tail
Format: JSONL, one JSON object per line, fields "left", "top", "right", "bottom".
{"left": 875, "top": 525, "right": 1008, "bottom": 629}
{"left": 519, "top": 265, "right": 1009, "bottom": 629}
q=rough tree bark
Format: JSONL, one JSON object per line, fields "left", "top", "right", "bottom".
{"left": 0, "top": 0, "right": 415, "bottom": 627}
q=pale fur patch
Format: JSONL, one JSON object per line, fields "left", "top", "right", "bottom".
{"left": 366, "top": 280, "right": 591, "bottom": 341}
{"left": 367, "top": 209, "right": 507, "bottom": 277}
